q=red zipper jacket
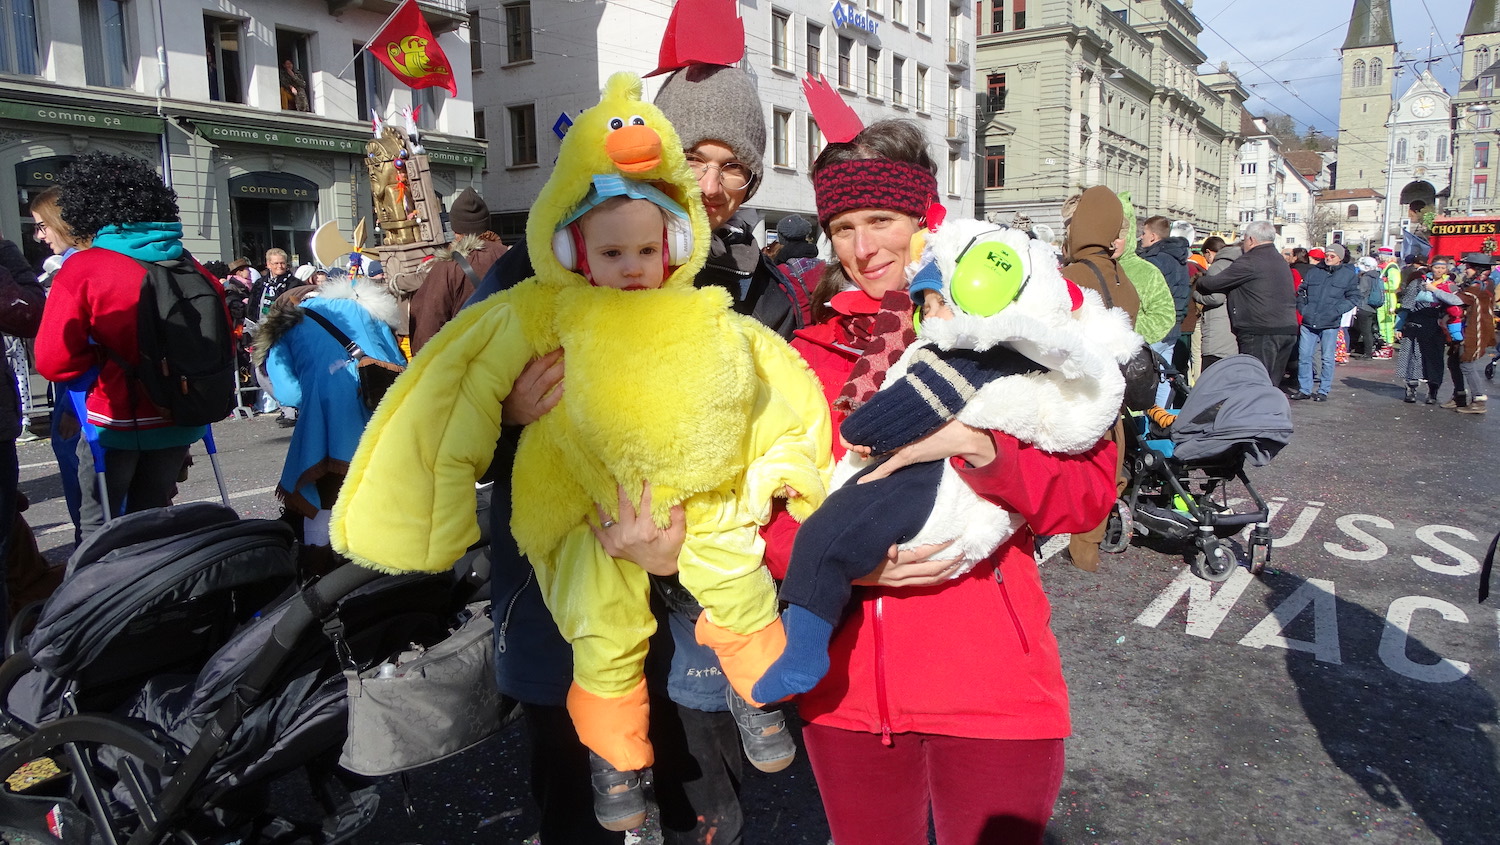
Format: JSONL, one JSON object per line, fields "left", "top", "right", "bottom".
{"left": 37, "top": 247, "right": 227, "bottom": 431}
{"left": 764, "top": 314, "right": 1117, "bottom": 741}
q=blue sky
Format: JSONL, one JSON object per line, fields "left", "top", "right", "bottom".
{"left": 1194, "top": 0, "right": 1469, "bottom": 135}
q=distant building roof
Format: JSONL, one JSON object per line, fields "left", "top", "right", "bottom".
{"left": 1284, "top": 150, "right": 1326, "bottom": 179}
{"left": 1467, "top": 0, "right": 1500, "bottom": 36}
{"left": 1343, "top": 0, "right": 1396, "bottom": 49}
{"left": 1240, "top": 110, "right": 1260, "bottom": 137}
{"left": 1320, "top": 188, "right": 1385, "bottom": 201}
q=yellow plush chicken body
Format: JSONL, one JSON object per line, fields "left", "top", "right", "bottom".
{"left": 330, "top": 73, "right": 831, "bottom": 773}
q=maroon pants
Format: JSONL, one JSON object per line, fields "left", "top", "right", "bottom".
{"left": 803, "top": 722, "right": 1065, "bottom": 845}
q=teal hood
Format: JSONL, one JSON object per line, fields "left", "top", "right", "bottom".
{"left": 92, "top": 222, "right": 185, "bottom": 262}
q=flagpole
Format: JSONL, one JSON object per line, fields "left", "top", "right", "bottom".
{"left": 337, "top": 0, "right": 416, "bottom": 77}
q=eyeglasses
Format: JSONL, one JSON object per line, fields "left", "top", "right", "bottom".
{"left": 32, "top": 221, "right": 48, "bottom": 237}
{"left": 685, "top": 155, "right": 752, "bottom": 191}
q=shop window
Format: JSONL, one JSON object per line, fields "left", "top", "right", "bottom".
{"left": 204, "top": 17, "right": 244, "bottom": 104}
{"left": 276, "top": 30, "right": 313, "bottom": 113}
{"left": 773, "top": 109, "right": 790, "bottom": 167}
{"left": 806, "top": 23, "right": 821, "bottom": 76}
{"left": 509, "top": 104, "right": 537, "bottom": 166}
{"left": 837, "top": 36, "right": 852, "bottom": 88}
{"left": 80, "top": 0, "right": 130, "bottom": 88}
{"left": 771, "top": 9, "right": 789, "bottom": 69}
{"left": 987, "top": 72, "right": 1005, "bottom": 112}
{"left": 505, "top": 2, "right": 532, "bottom": 64}
{"left": 355, "top": 43, "right": 389, "bottom": 119}
{"left": 985, "top": 145, "right": 1005, "bottom": 188}
{"left": 1, "top": 0, "right": 41, "bottom": 75}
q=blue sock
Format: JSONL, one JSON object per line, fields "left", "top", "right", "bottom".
{"left": 752, "top": 605, "right": 834, "bottom": 704}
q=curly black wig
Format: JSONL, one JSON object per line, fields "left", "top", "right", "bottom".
{"left": 57, "top": 152, "right": 179, "bottom": 237}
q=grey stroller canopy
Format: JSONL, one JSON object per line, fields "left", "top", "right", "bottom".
{"left": 1170, "top": 354, "right": 1293, "bottom": 467}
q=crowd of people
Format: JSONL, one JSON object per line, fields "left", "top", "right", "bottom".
{"left": 3, "top": 49, "right": 1499, "bottom": 845}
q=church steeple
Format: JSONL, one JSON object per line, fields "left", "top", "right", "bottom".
{"left": 1344, "top": 0, "right": 1396, "bottom": 50}
{"left": 1467, "top": 0, "right": 1500, "bottom": 37}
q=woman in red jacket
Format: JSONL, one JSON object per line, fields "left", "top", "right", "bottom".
{"left": 765, "top": 121, "right": 1117, "bottom": 845}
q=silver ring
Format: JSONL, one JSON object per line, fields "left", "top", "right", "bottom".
{"left": 601, "top": 519, "right": 617, "bottom": 529}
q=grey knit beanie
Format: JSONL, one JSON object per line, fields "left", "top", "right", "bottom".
{"left": 653, "top": 65, "right": 766, "bottom": 200}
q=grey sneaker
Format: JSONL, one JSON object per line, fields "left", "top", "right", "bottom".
{"left": 726, "top": 686, "right": 796, "bottom": 773}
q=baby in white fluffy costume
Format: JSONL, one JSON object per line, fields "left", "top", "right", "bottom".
{"left": 753, "top": 219, "right": 1142, "bottom": 704}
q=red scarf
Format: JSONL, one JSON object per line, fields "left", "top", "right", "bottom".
{"left": 833, "top": 289, "right": 917, "bottom": 413}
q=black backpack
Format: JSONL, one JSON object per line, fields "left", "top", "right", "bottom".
{"left": 125, "top": 256, "right": 237, "bottom": 426}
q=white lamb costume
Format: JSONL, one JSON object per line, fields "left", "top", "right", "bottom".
{"left": 835, "top": 220, "right": 1145, "bottom": 574}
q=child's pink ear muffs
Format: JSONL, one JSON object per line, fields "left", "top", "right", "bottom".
{"left": 552, "top": 223, "right": 593, "bottom": 278}
{"left": 552, "top": 212, "right": 695, "bottom": 277}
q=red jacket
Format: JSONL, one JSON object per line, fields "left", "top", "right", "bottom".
{"left": 764, "top": 316, "right": 1117, "bottom": 741}
{"left": 37, "top": 247, "right": 227, "bottom": 431}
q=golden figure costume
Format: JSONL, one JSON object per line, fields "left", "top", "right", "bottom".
{"left": 331, "top": 73, "right": 832, "bottom": 772}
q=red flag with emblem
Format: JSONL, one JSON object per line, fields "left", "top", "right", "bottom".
{"left": 368, "top": 0, "right": 457, "bottom": 96}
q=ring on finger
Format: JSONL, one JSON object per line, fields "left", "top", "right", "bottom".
{"left": 601, "top": 519, "right": 617, "bottom": 529}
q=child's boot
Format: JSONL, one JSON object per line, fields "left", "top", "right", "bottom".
{"left": 752, "top": 605, "right": 834, "bottom": 704}
{"left": 697, "top": 615, "right": 796, "bottom": 772}
{"left": 568, "top": 680, "right": 651, "bottom": 831}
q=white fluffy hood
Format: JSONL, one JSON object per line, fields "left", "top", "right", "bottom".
{"left": 892, "top": 219, "right": 1143, "bottom": 453}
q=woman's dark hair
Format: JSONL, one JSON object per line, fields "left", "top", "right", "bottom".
{"left": 202, "top": 260, "right": 231, "bottom": 279}
{"left": 57, "top": 152, "right": 179, "bottom": 237}
{"left": 807, "top": 120, "right": 935, "bottom": 323}
{"left": 1290, "top": 247, "right": 1309, "bottom": 265}
{"left": 1200, "top": 235, "right": 1226, "bottom": 254}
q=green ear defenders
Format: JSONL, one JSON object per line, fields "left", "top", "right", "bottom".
{"left": 949, "top": 232, "right": 1028, "bottom": 317}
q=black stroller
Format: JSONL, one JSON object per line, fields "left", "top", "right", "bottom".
{"left": 0, "top": 503, "right": 479, "bottom": 844}
{"left": 1105, "top": 354, "right": 1292, "bottom": 581}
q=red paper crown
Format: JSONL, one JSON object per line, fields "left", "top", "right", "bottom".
{"left": 647, "top": 0, "right": 745, "bottom": 77}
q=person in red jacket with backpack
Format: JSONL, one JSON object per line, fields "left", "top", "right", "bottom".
{"left": 36, "top": 152, "right": 229, "bottom": 541}
{"left": 759, "top": 120, "right": 1117, "bottom": 845}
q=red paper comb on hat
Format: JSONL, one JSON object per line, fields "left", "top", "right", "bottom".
{"left": 647, "top": 0, "right": 745, "bottom": 77}
{"left": 802, "top": 73, "right": 864, "bottom": 144}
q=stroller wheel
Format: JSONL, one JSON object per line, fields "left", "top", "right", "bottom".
{"left": 1099, "top": 501, "right": 1133, "bottom": 554}
{"left": 1487, "top": 360, "right": 1496, "bottom": 380}
{"left": 1249, "top": 541, "right": 1271, "bottom": 576}
{"left": 1189, "top": 538, "right": 1236, "bottom": 582}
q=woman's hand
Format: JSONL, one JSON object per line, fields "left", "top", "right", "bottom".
{"left": 854, "top": 540, "right": 964, "bottom": 587}
{"left": 592, "top": 481, "right": 686, "bottom": 577}
{"left": 502, "top": 348, "right": 564, "bottom": 426}
{"left": 857, "top": 420, "right": 997, "bottom": 484}
{"left": 1394, "top": 331, "right": 1403, "bottom": 341}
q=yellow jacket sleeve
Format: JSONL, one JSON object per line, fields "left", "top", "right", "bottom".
{"left": 331, "top": 295, "right": 537, "bottom": 573}
{"left": 736, "top": 317, "right": 835, "bottom": 524}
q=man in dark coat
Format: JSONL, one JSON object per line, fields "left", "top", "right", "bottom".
{"left": 1292, "top": 243, "right": 1361, "bottom": 401}
{"left": 1138, "top": 215, "right": 1191, "bottom": 403}
{"left": 406, "top": 188, "right": 507, "bottom": 356}
{"left": 0, "top": 237, "right": 45, "bottom": 632}
{"left": 1196, "top": 219, "right": 1299, "bottom": 382}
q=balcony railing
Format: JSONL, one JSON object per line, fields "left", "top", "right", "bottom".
{"left": 947, "top": 39, "right": 970, "bottom": 69}
{"left": 947, "top": 112, "right": 970, "bottom": 141}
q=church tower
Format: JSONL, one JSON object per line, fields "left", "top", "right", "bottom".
{"left": 1453, "top": 0, "right": 1500, "bottom": 214}
{"left": 1336, "top": 0, "right": 1397, "bottom": 193}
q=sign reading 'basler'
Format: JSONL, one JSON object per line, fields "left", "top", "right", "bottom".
{"left": 831, "top": 0, "right": 879, "bottom": 34}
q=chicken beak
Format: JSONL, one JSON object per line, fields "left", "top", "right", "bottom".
{"left": 607, "top": 125, "right": 664, "bottom": 173}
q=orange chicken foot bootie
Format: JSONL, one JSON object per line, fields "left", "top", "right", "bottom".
{"left": 696, "top": 615, "right": 797, "bottom": 772}
{"left": 568, "top": 680, "right": 651, "bottom": 831}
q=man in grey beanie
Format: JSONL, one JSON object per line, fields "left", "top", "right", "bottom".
{"left": 653, "top": 64, "right": 808, "bottom": 336}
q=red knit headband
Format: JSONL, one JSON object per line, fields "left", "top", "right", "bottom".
{"left": 813, "top": 159, "right": 938, "bottom": 229}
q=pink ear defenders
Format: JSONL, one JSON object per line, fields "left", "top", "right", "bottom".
{"left": 552, "top": 174, "right": 695, "bottom": 277}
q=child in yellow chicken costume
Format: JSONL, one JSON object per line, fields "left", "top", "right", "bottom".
{"left": 330, "top": 72, "right": 831, "bottom": 800}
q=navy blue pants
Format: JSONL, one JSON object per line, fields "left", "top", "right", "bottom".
{"left": 780, "top": 459, "right": 945, "bottom": 625}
